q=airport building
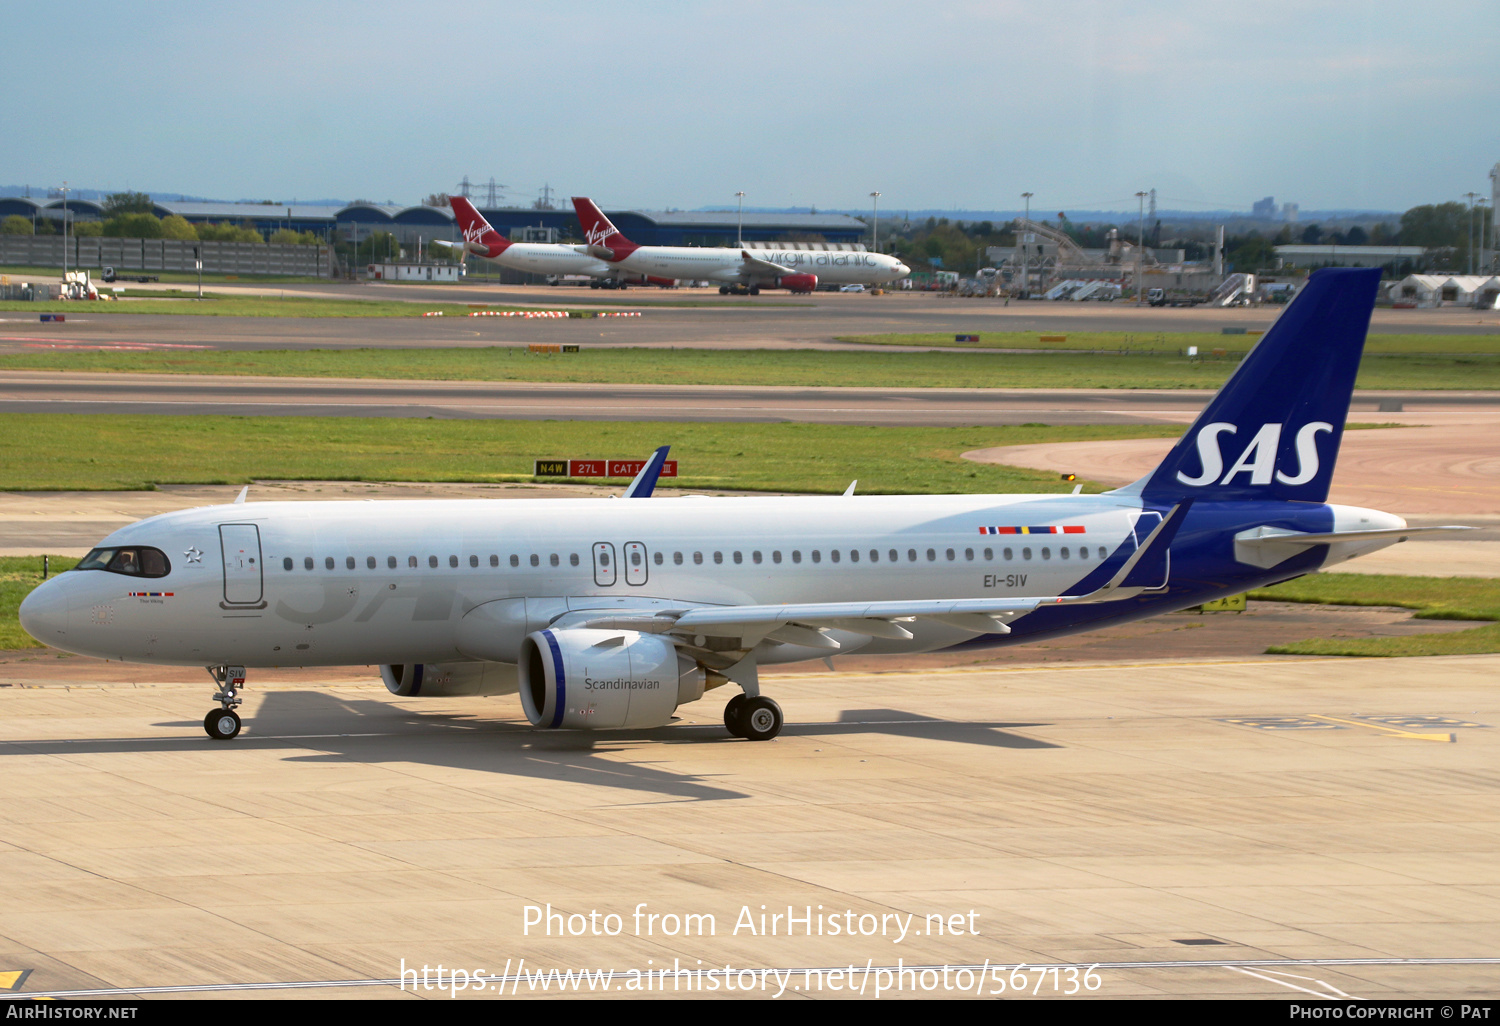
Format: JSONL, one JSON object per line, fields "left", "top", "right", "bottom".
{"left": 0, "top": 197, "right": 869, "bottom": 249}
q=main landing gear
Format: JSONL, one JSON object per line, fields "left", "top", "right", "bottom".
{"left": 204, "top": 665, "right": 245, "bottom": 740}
{"left": 723, "top": 692, "right": 783, "bottom": 741}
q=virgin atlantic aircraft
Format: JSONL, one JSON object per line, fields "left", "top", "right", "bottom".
{"left": 434, "top": 197, "right": 673, "bottom": 288}
{"left": 571, "top": 197, "right": 910, "bottom": 294}
{"left": 20, "top": 269, "right": 1455, "bottom": 742}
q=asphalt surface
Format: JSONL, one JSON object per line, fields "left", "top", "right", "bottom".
{"left": 3, "top": 282, "right": 1498, "bottom": 357}
{"left": 4, "top": 282, "right": 1500, "bottom": 999}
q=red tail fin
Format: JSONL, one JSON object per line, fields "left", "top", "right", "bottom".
{"left": 449, "top": 196, "right": 510, "bottom": 258}
{"left": 571, "top": 197, "right": 638, "bottom": 260}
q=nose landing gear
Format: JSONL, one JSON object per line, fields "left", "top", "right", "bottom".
{"left": 204, "top": 665, "right": 245, "bottom": 740}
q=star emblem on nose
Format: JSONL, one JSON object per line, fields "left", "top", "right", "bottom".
{"left": 184, "top": 546, "right": 203, "bottom": 563}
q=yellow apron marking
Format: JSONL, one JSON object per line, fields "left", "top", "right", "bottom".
{"left": 1307, "top": 714, "right": 1455, "bottom": 742}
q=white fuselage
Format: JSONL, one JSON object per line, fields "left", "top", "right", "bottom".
{"left": 615, "top": 246, "right": 909, "bottom": 285}
{"left": 26, "top": 493, "right": 1150, "bottom": 668}
{"left": 21, "top": 493, "right": 1405, "bottom": 673}
{"left": 488, "top": 243, "right": 615, "bottom": 278}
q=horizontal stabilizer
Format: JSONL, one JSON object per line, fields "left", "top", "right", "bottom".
{"left": 1234, "top": 524, "right": 1472, "bottom": 569}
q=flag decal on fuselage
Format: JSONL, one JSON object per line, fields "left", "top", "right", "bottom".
{"left": 980, "top": 525, "right": 1087, "bottom": 535}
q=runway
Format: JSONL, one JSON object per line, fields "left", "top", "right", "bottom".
{"left": 5, "top": 370, "right": 1499, "bottom": 426}
{"left": 3, "top": 284, "right": 1498, "bottom": 357}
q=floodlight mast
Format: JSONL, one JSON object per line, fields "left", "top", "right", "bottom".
{"left": 1020, "top": 192, "right": 1033, "bottom": 298}
{"left": 870, "top": 191, "right": 881, "bottom": 252}
{"left": 1135, "top": 191, "right": 1148, "bottom": 305}
{"left": 735, "top": 191, "right": 745, "bottom": 247}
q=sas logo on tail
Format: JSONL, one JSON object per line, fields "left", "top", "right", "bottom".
{"left": 1176, "top": 421, "right": 1332, "bottom": 487}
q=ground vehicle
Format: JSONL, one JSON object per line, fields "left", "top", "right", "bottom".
{"left": 1147, "top": 288, "right": 1167, "bottom": 306}
{"left": 839, "top": 284, "right": 865, "bottom": 293}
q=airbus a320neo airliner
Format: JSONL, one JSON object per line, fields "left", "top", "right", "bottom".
{"left": 19, "top": 268, "right": 1456, "bottom": 742}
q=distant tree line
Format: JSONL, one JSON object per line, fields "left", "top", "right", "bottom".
{"left": 0, "top": 192, "right": 322, "bottom": 246}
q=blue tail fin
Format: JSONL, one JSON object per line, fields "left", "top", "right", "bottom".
{"left": 1139, "top": 267, "right": 1381, "bottom": 504}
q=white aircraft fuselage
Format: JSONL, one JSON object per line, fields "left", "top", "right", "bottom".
{"left": 21, "top": 492, "right": 1399, "bottom": 671}
{"left": 614, "top": 245, "right": 909, "bottom": 286}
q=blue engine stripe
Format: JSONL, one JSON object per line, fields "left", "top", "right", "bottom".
{"left": 409, "top": 664, "right": 423, "bottom": 697}
{"left": 542, "top": 630, "right": 566, "bottom": 729}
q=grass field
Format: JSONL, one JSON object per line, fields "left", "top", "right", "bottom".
{"left": 3, "top": 344, "right": 1499, "bottom": 391}
{"left": 1251, "top": 573, "right": 1500, "bottom": 656}
{"left": 0, "top": 414, "right": 1184, "bottom": 493}
{"left": 0, "top": 556, "right": 76, "bottom": 649}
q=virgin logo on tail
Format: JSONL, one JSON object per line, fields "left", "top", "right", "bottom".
{"left": 1175, "top": 421, "right": 1333, "bottom": 487}
{"left": 584, "top": 223, "right": 618, "bottom": 247}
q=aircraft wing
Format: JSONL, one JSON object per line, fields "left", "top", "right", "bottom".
{"left": 567, "top": 596, "right": 1056, "bottom": 649}
{"left": 737, "top": 249, "right": 790, "bottom": 282}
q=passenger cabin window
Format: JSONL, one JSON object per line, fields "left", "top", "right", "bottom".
{"left": 510, "top": 555, "right": 520, "bottom": 568}
{"left": 409, "top": 556, "right": 418, "bottom": 568}
{"left": 367, "top": 556, "right": 377, "bottom": 569}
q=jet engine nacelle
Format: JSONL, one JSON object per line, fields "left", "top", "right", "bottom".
{"left": 518, "top": 629, "right": 705, "bottom": 730}
{"left": 380, "top": 661, "right": 518, "bottom": 698}
{"left": 777, "top": 273, "right": 818, "bottom": 293}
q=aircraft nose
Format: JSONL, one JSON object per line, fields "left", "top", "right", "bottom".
{"left": 896, "top": 263, "right": 910, "bottom": 276}
{"left": 18, "top": 576, "right": 70, "bottom": 645}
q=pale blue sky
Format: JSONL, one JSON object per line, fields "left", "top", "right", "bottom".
{"left": 3, "top": 0, "right": 1493, "bottom": 214}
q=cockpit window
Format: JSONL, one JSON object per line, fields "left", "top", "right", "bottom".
{"left": 74, "top": 546, "right": 171, "bottom": 578}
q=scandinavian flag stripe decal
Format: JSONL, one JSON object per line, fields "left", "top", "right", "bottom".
{"left": 979, "top": 526, "right": 1086, "bottom": 535}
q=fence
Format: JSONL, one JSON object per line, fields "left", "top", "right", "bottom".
{"left": 0, "top": 236, "right": 334, "bottom": 277}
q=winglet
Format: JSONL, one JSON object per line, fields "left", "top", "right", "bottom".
{"left": 623, "top": 446, "right": 671, "bottom": 498}
{"left": 233, "top": 486, "right": 248, "bottom": 504}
